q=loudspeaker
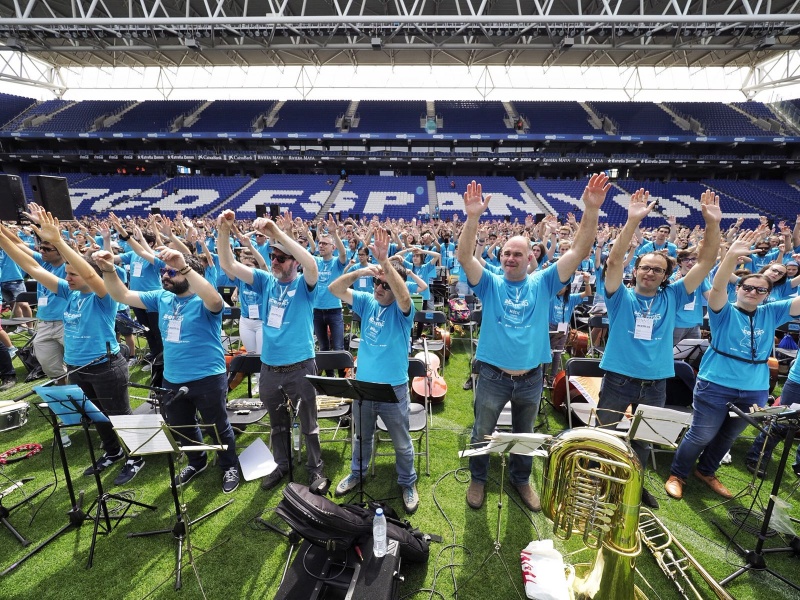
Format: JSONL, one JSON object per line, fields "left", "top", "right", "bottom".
{"left": 255, "top": 204, "right": 267, "bottom": 218}
{"left": 30, "top": 175, "right": 74, "bottom": 220}
{"left": 269, "top": 204, "right": 280, "bottom": 219}
{"left": 150, "top": 207, "right": 161, "bottom": 215}
{"left": 0, "top": 174, "right": 26, "bottom": 222}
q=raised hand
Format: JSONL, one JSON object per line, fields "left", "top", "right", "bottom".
{"left": 91, "top": 250, "right": 115, "bottom": 272}
{"left": 581, "top": 172, "right": 611, "bottom": 210}
{"left": 699, "top": 189, "right": 722, "bottom": 225}
{"left": 728, "top": 230, "right": 758, "bottom": 257}
{"left": 22, "top": 202, "right": 45, "bottom": 224}
{"left": 626, "top": 188, "right": 656, "bottom": 223}
{"left": 217, "top": 210, "right": 235, "bottom": 233}
{"left": 369, "top": 227, "right": 390, "bottom": 262}
{"left": 31, "top": 211, "right": 61, "bottom": 244}
{"left": 462, "top": 180, "right": 491, "bottom": 219}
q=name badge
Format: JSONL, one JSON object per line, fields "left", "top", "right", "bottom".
{"left": 38, "top": 296, "right": 48, "bottom": 307}
{"left": 557, "top": 322, "right": 568, "bottom": 333}
{"left": 683, "top": 300, "right": 695, "bottom": 311}
{"left": 166, "top": 319, "right": 182, "bottom": 342}
{"left": 132, "top": 262, "right": 143, "bottom": 277}
{"left": 248, "top": 305, "right": 259, "bottom": 319}
{"left": 634, "top": 316, "right": 654, "bottom": 340}
{"left": 267, "top": 305, "right": 285, "bottom": 328}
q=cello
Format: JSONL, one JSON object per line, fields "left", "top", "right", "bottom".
{"left": 411, "top": 340, "right": 447, "bottom": 405}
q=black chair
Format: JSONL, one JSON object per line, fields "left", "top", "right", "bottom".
{"left": 411, "top": 310, "right": 449, "bottom": 371}
{"left": 372, "top": 358, "right": 430, "bottom": 476}
{"left": 226, "top": 353, "right": 268, "bottom": 431}
{"left": 314, "top": 351, "right": 355, "bottom": 446}
{"left": 586, "top": 314, "right": 609, "bottom": 357}
{"left": 221, "top": 306, "right": 241, "bottom": 352}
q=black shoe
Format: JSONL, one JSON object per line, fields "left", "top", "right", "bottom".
{"left": 641, "top": 488, "right": 660, "bottom": 510}
{"left": 746, "top": 460, "right": 767, "bottom": 479}
{"left": 222, "top": 466, "right": 240, "bottom": 494}
{"left": 793, "top": 463, "right": 800, "bottom": 478}
{"left": 309, "top": 471, "right": 330, "bottom": 494}
{"left": 175, "top": 463, "right": 207, "bottom": 487}
{"left": 0, "top": 376, "right": 16, "bottom": 391}
{"left": 462, "top": 378, "right": 473, "bottom": 391}
{"left": 114, "top": 458, "right": 145, "bottom": 486}
{"left": 261, "top": 468, "right": 286, "bottom": 491}
{"left": 83, "top": 448, "right": 125, "bottom": 476}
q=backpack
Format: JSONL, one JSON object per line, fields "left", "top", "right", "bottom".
{"left": 275, "top": 482, "right": 435, "bottom": 562}
{"left": 448, "top": 297, "right": 471, "bottom": 323}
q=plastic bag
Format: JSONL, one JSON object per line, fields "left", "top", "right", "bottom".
{"left": 778, "top": 334, "right": 799, "bottom": 350}
{"left": 769, "top": 495, "right": 797, "bottom": 537}
{"left": 520, "top": 539, "right": 571, "bottom": 600}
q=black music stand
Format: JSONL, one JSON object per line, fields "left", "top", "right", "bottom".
{"left": 458, "top": 432, "right": 551, "bottom": 600}
{"left": 716, "top": 411, "right": 800, "bottom": 593}
{"left": 0, "top": 478, "right": 53, "bottom": 548}
{"left": 116, "top": 413, "right": 232, "bottom": 591}
{"left": 34, "top": 385, "right": 157, "bottom": 568}
{"left": 306, "top": 375, "right": 397, "bottom": 504}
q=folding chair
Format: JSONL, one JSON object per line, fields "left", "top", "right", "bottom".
{"left": 220, "top": 306, "right": 242, "bottom": 352}
{"left": 411, "top": 310, "right": 449, "bottom": 371}
{"left": 586, "top": 314, "right": 609, "bottom": 357}
{"left": 371, "top": 358, "right": 430, "bottom": 476}
{"left": 673, "top": 338, "right": 708, "bottom": 371}
{"left": 314, "top": 350, "right": 355, "bottom": 446}
{"left": 562, "top": 358, "right": 605, "bottom": 429}
{"left": 226, "top": 352, "right": 268, "bottom": 431}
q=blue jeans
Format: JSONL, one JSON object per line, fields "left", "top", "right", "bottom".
{"left": 163, "top": 373, "right": 238, "bottom": 471}
{"left": 597, "top": 372, "right": 667, "bottom": 469}
{"left": 671, "top": 379, "right": 767, "bottom": 479}
{"left": 746, "top": 379, "right": 800, "bottom": 467}
{"left": 351, "top": 383, "right": 417, "bottom": 487}
{"left": 469, "top": 362, "right": 542, "bottom": 486}
{"left": 313, "top": 308, "right": 345, "bottom": 375}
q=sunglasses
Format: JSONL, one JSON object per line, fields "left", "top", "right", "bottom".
{"left": 739, "top": 284, "right": 769, "bottom": 295}
{"left": 637, "top": 265, "right": 666, "bottom": 275}
{"left": 270, "top": 253, "right": 292, "bottom": 263}
{"left": 160, "top": 267, "right": 179, "bottom": 277}
{"left": 39, "top": 246, "right": 57, "bottom": 252}
{"left": 372, "top": 278, "right": 391, "bottom": 291}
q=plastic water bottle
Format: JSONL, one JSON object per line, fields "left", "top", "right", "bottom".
{"left": 60, "top": 430, "right": 71, "bottom": 448}
{"left": 373, "top": 508, "right": 387, "bottom": 558}
{"left": 292, "top": 423, "right": 300, "bottom": 452}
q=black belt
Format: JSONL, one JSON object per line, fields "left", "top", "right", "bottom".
{"left": 314, "top": 308, "right": 342, "bottom": 313}
{"left": 264, "top": 358, "right": 312, "bottom": 373}
{"left": 482, "top": 362, "right": 541, "bottom": 381}
{"left": 628, "top": 376, "right": 660, "bottom": 387}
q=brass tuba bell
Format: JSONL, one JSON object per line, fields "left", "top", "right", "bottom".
{"left": 541, "top": 427, "right": 645, "bottom": 600}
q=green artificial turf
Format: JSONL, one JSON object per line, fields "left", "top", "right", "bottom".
{"left": 0, "top": 330, "right": 799, "bottom": 600}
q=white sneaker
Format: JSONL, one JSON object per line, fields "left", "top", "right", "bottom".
{"left": 141, "top": 362, "right": 152, "bottom": 372}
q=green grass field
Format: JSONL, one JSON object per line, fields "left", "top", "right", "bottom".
{"left": 1, "top": 329, "right": 799, "bottom": 600}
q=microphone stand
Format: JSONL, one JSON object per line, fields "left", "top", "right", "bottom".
{"left": 279, "top": 386, "right": 297, "bottom": 484}
{"left": 715, "top": 412, "right": 800, "bottom": 592}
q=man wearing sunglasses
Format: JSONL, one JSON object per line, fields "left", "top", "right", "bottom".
{"left": 94, "top": 247, "right": 241, "bottom": 494}
{"left": 327, "top": 228, "right": 420, "bottom": 514}
{"left": 457, "top": 174, "right": 610, "bottom": 514}
{"left": 217, "top": 210, "right": 325, "bottom": 493}
{"left": 596, "top": 188, "right": 721, "bottom": 510}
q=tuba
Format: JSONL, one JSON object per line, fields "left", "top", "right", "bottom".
{"left": 541, "top": 427, "right": 644, "bottom": 600}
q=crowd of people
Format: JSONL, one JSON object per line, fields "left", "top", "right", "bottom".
{"left": 1, "top": 176, "right": 799, "bottom": 514}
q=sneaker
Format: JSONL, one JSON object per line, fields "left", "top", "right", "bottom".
{"left": 0, "top": 376, "right": 16, "bottom": 391}
{"left": 793, "top": 463, "right": 800, "bottom": 478}
{"left": 83, "top": 448, "right": 125, "bottom": 476}
{"left": 175, "top": 463, "right": 207, "bottom": 487}
{"left": 641, "top": 488, "right": 660, "bottom": 510}
{"left": 334, "top": 473, "right": 361, "bottom": 497}
{"left": 141, "top": 362, "right": 152, "bottom": 373}
{"left": 6, "top": 346, "right": 17, "bottom": 359}
{"left": 462, "top": 378, "right": 473, "bottom": 391}
{"left": 222, "top": 466, "right": 240, "bottom": 494}
{"left": 114, "top": 457, "right": 145, "bottom": 486}
{"left": 127, "top": 357, "right": 140, "bottom": 369}
{"left": 745, "top": 460, "right": 767, "bottom": 479}
{"left": 260, "top": 468, "right": 287, "bottom": 491}
{"left": 402, "top": 483, "right": 420, "bottom": 514}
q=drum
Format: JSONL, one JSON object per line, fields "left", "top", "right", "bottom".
{"left": 0, "top": 401, "right": 29, "bottom": 432}
{"left": 566, "top": 330, "right": 588, "bottom": 358}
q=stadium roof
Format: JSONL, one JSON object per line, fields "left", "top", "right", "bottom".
{"left": 1, "top": 0, "right": 800, "bottom": 98}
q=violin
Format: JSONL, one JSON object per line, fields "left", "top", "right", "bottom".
{"left": 411, "top": 349, "right": 447, "bottom": 405}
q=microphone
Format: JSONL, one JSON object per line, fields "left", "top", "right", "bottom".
{"left": 727, "top": 402, "right": 772, "bottom": 437}
{"left": 278, "top": 385, "right": 293, "bottom": 411}
{"left": 164, "top": 386, "right": 189, "bottom": 409}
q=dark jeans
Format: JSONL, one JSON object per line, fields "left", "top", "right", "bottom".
{"left": 0, "top": 345, "right": 15, "bottom": 377}
{"left": 313, "top": 308, "right": 344, "bottom": 376}
{"left": 163, "top": 373, "right": 238, "bottom": 471}
{"left": 68, "top": 353, "right": 131, "bottom": 455}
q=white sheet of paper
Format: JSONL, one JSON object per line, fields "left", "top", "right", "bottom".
{"left": 239, "top": 437, "right": 279, "bottom": 481}
{"left": 629, "top": 405, "right": 693, "bottom": 446}
{"left": 110, "top": 414, "right": 175, "bottom": 455}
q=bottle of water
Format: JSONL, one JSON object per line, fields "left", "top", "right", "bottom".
{"left": 373, "top": 508, "right": 387, "bottom": 558}
{"left": 292, "top": 423, "right": 300, "bottom": 452}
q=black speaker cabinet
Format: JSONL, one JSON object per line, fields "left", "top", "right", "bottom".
{"left": 0, "top": 174, "right": 26, "bottom": 222}
{"left": 275, "top": 539, "right": 401, "bottom": 600}
{"left": 30, "top": 175, "right": 74, "bottom": 221}
{"left": 269, "top": 204, "right": 280, "bottom": 219}
{"left": 255, "top": 204, "right": 267, "bottom": 218}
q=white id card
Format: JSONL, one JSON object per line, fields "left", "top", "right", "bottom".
{"left": 38, "top": 296, "right": 48, "bottom": 307}
{"left": 248, "top": 305, "right": 259, "bottom": 319}
{"left": 132, "top": 262, "right": 142, "bottom": 277}
{"left": 557, "top": 322, "right": 568, "bottom": 333}
{"left": 634, "top": 316, "right": 654, "bottom": 340}
{"left": 267, "top": 305, "right": 285, "bottom": 328}
{"left": 166, "top": 319, "right": 182, "bottom": 342}
{"left": 683, "top": 300, "right": 695, "bottom": 311}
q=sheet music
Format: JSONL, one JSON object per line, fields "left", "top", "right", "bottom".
{"left": 110, "top": 414, "right": 175, "bottom": 455}
{"left": 459, "top": 431, "right": 551, "bottom": 457}
{"left": 238, "top": 437, "right": 279, "bottom": 481}
{"left": 629, "top": 405, "right": 692, "bottom": 446}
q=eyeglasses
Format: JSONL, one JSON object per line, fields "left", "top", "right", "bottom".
{"left": 372, "top": 278, "right": 391, "bottom": 291}
{"left": 680, "top": 257, "right": 697, "bottom": 263}
{"left": 637, "top": 265, "right": 666, "bottom": 274}
{"left": 39, "top": 246, "right": 56, "bottom": 252}
{"left": 160, "top": 267, "right": 179, "bottom": 277}
{"left": 270, "top": 253, "right": 292, "bottom": 263}
{"left": 739, "top": 284, "right": 769, "bottom": 295}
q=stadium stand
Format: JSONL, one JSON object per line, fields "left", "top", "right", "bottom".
{"left": 25, "top": 100, "right": 134, "bottom": 132}
{"left": 2, "top": 99, "right": 72, "bottom": 131}
{"left": 273, "top": 100, "right": 351, "bottom": 132}
{"left": 514, "top": 101, "right": 598, "bottom": 135}
{"left": 588, "top": 101, "right": 687, "bottom": 136}
{"left": 354, "top": 100, "right": 428, "bottom": 133}
{"left": 433, "top": 101, "right": 509, "bottom": 134}
{"left": 340, "top": 175, "right": 429, "bottom": 219}
{"left": 222, "top": 174, "right": 334, "bottom": 221}
{"left": 183, "top": 100, "right": 277, "bottom": 132}
{"left": 437, "top": 175, "right": 536, "bottom": 222}
{"left": 68, "top": 174, "right": 168, "bottom": 218}
{"left": 0, "top": 93, "right": 37, "bottom": 129}
{"left": 99, "top": 100, "right": 205, "bottom": 132}
{"left": 663, "top": 102, "right": 769, "bottom": 137}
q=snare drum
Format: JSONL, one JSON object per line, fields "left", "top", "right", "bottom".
{"left": 0, "top": 401, "right": 29, "bottom": 432}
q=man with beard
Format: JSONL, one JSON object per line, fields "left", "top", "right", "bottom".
{"left": 94, "top": 248, "right": 240, "bottom": 493}
{"left": 216, "top": 210, "right": 324, "bottom": 492}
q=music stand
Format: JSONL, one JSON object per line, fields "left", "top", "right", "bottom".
{"left": 673, "top": 338, "right": 708, "bottom": 370}
{"left": 116, "top": 413, "right": 232, "bottom": 591}
{"left": 458, "top": 432, "right": 551, "bottom": 600}
{"left": 306, "top": 375, "right": 397, "bottom": 504}
{"left": 625, "top": 404, "right": 693, "bottom": 470}
{"left": 0, "top": 478, "right": 54, "bottom": 547}
{"left": 34, "top": 385, "right": 157, "bottom": 568}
